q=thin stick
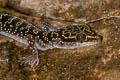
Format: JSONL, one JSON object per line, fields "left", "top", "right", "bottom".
{"left": 86, "top": 15, "right": 120, "bottom": 23}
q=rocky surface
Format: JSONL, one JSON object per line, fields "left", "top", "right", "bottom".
{"left": 0, "top": 0, "right": 120, "bottom": 80}
{"left": 0, "top": 0, "right": 119, "bottom": 21}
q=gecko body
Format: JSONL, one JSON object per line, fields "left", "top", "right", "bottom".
{"left": 0, "top": 13, "right": 103, "bottom": 67}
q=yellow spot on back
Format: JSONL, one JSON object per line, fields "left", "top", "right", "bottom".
{"left": 20, "top": 27, "right": 25, "bottom": 30}
{"left": 33, "top": 29, "right": 39, "bottom": 34}
{"left": 0, "top": 15, "right": 3, "bottom": 19}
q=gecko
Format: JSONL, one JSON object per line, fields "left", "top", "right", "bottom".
{"left": 0, "top": 13, "right": 103, "bottom": 67}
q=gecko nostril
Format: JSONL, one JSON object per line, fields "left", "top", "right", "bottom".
{"left": 98, "top": 35, "right": 103, "bottom": 43}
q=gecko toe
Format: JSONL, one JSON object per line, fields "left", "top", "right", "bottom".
{"left": 20, "top": 55, "right": 39, "bottom": 67}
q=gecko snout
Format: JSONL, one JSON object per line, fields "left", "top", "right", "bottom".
{"left": 97, "top": 35, "right": 103, "bottom": 43}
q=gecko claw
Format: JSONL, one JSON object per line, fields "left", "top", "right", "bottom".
{"left": 20, "top": 55, "right": 39, "bottom": 67}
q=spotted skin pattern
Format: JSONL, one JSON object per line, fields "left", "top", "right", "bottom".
{"left": 0, "top": 13, "right": 103, "bottom": 67}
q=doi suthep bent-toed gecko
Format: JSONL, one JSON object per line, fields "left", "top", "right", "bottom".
{"left": 0, "top": 13, "right": 103, "bottom": 67}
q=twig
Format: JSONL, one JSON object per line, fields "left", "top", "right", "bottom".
{"left": 86, "top": 15, "right": 120, "bottom": 23}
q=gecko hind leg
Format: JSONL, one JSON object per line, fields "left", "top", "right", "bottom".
{"left": 20, "top": 35, "right": 39, "bottom": 67}
{"left": 20, "top": 47, "right": 39, "bottom": 67}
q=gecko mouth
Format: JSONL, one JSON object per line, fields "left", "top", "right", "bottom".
{"left": 77, "top": 35, "right": 103, "bottom": 47}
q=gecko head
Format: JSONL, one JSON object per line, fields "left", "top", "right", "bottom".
{"left": 60, "top": 24, "right": 103, "bottom": 47}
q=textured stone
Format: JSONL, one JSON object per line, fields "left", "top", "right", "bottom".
{"left": 7, "top": 0, "right": 103, "bottom": 20}
{"left": 0, "top": 0, "right": 8, "bottom": 7}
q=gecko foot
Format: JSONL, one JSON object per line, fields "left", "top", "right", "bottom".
{"left": 20, "top": 55, "right": 39, "bottom": 67}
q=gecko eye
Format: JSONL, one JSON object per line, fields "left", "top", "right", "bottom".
{"left": 76, "top": 34, "right": 86, "bottom": 42}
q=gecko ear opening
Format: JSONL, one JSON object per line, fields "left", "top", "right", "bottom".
{"left": 76, "top": 34, "right": 86, "bottom": 43}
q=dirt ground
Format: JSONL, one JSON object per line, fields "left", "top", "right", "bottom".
{"left": 0, "top": 0, "right": 120, "bottom": 80}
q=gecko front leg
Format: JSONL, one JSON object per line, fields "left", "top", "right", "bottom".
{"left": 20, "top": 35, "right": 39, "bottom": 67}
